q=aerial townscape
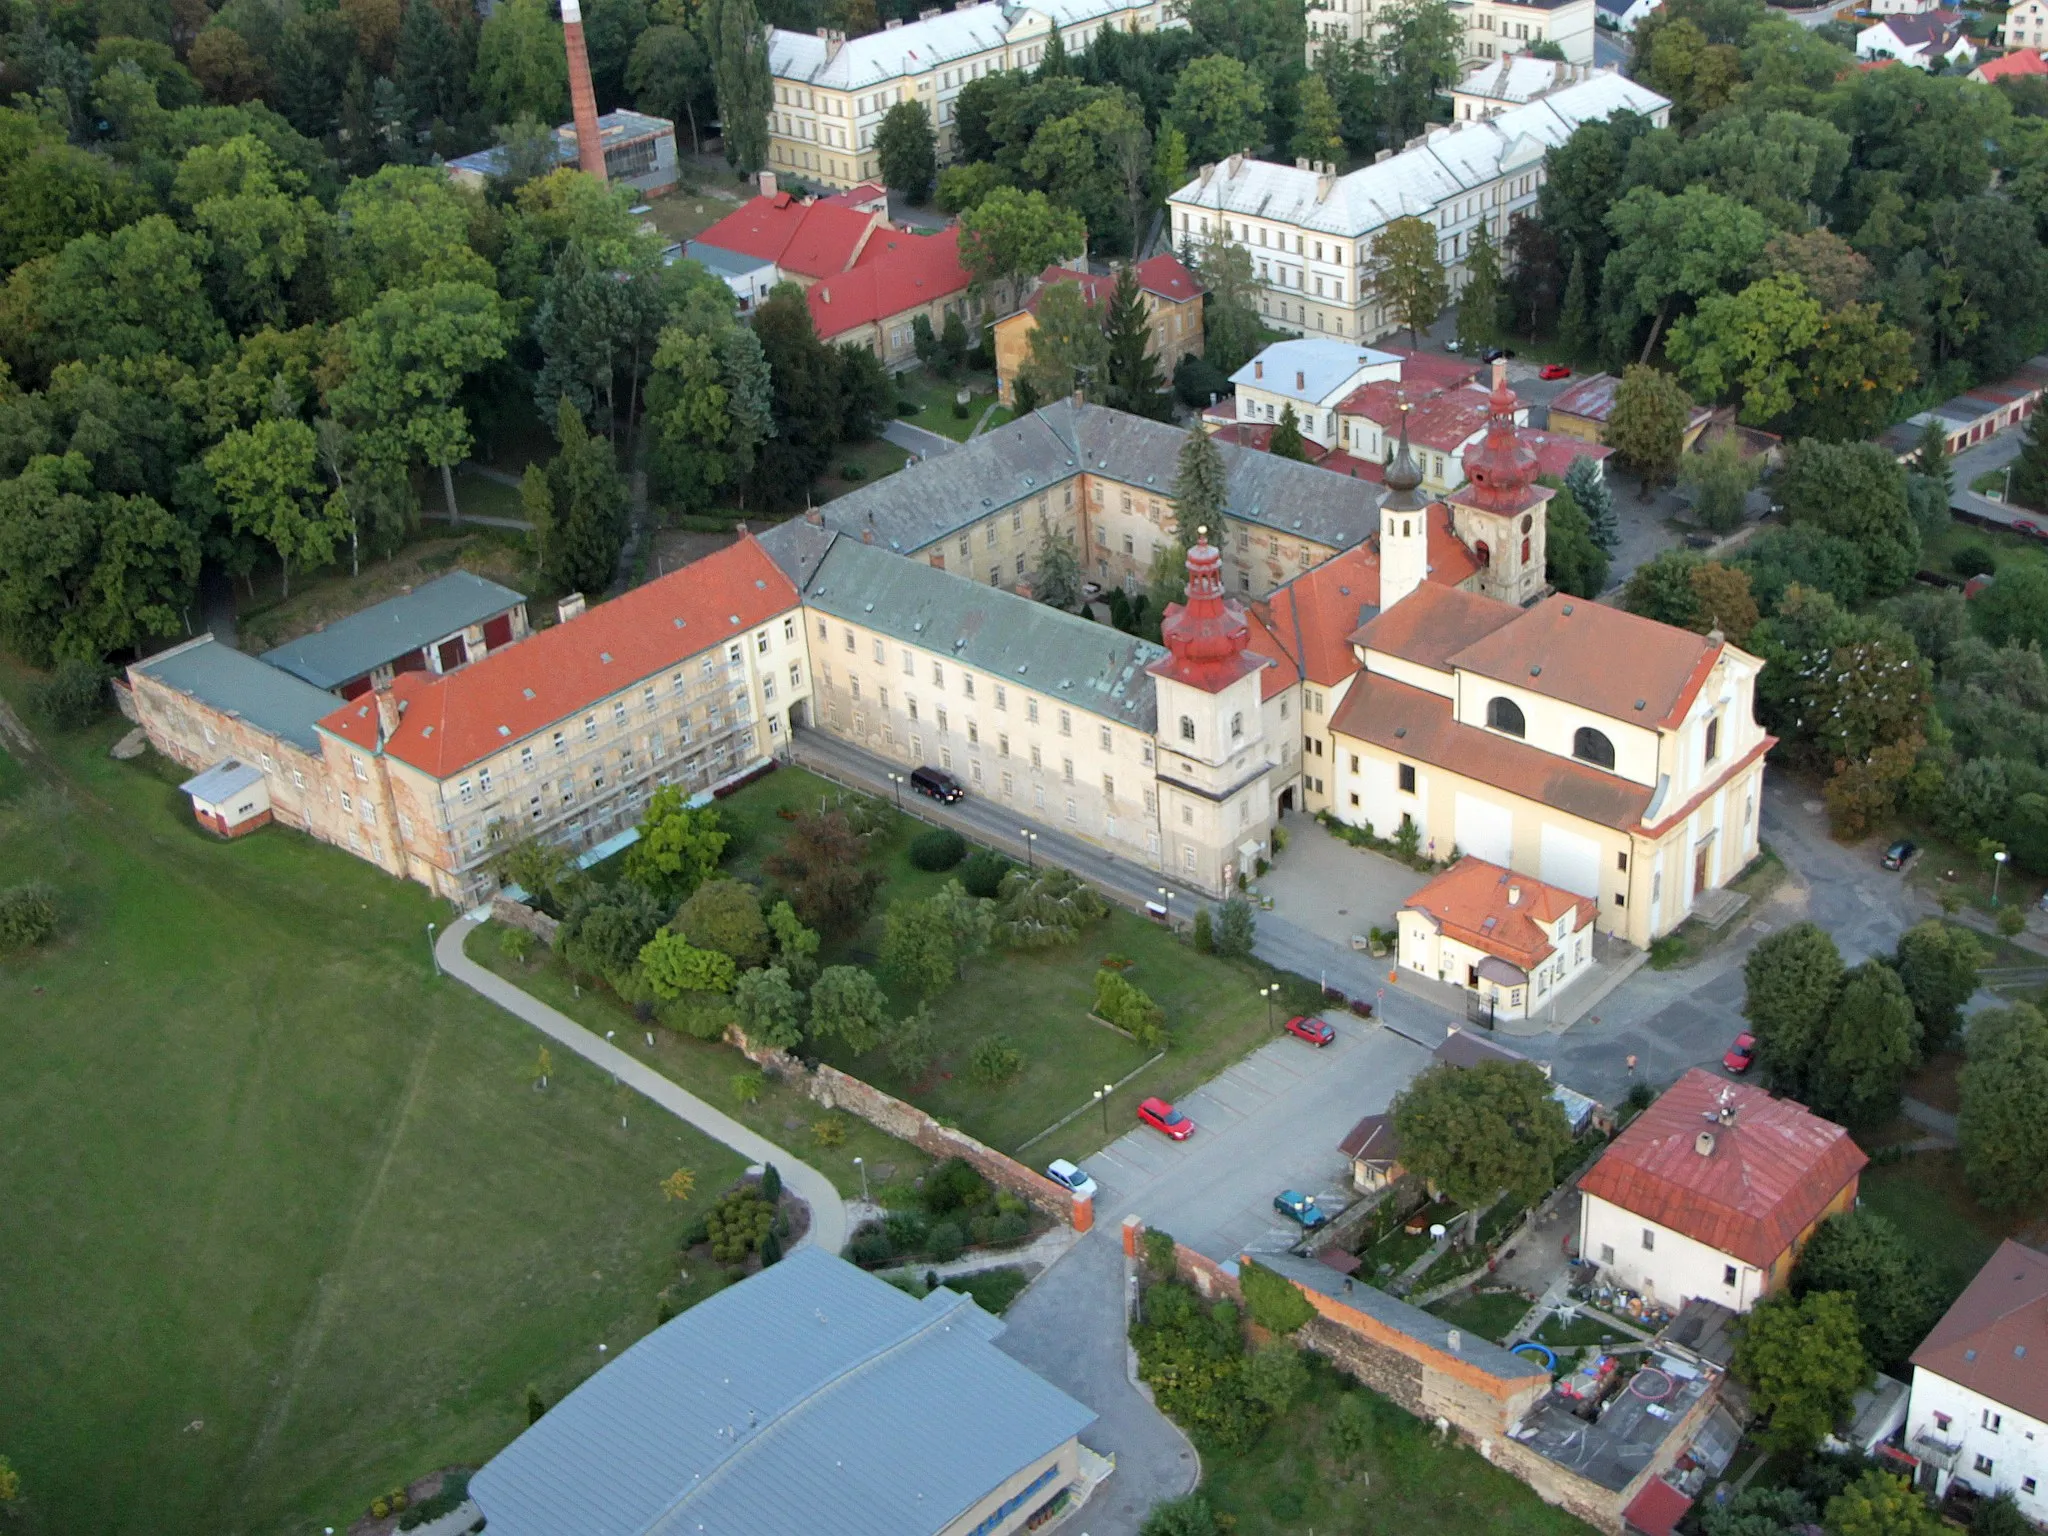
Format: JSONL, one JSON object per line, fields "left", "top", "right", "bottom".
{"left": 15, "top": 0, "right": 2048, "bottom": 1532}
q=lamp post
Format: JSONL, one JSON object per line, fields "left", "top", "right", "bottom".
{"left": 1259, "top": 983, "right": 1277, "bottom": 1032}
{"left": 853, "top": 1154, "right": 869, "bottom": 1205}
{"left": 887, "top": 771, "right": 905, "bottom": 810}
{"left": 1021, "top": 828, "right": 1038, "bottom": 870}
{"left": 426, "top": 921, "right": 439, "bottom": 975}
{"left": 1995, "top": 848, "right": 2009, "bottom": 907}
{"left": 1157, "top": 886, "right": 1175, "bottom": 927}
{"left": 1094, "top": 1086, "right": 1109, "bottom": 1133}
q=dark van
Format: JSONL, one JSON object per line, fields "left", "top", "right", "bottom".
{"left": 909, "top": 766, "right": 964, "bottom": 803}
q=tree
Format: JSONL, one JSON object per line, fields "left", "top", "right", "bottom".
{"left": 395, "top": 0, "right": 466, "bottom": 132}
{"left": 1189, "top": 225, "right": 1261, "bottom": 375}
{"left": 1557, "top": 250, "right": 1593, "bottom": 360}
{"left": 331, "top": 166, "right": 495, "bottom": 318}
{"left": 875, "top": 100, "right": 937, "bottom": 202}
{"left": 1912, "top": 416, "right": 1952, "bottom": 497}
{"left": 1268, "top": 402, "right": 1308, "bottom": 461}
{"left": 1891, "top": 919, "right": 1983, "bottom": 1055}
{"left": 1103, "top": 264, "right": 1168, "bottom": 418}
{"left": 490, "top": 836, "right": 583, "bottom": 916}
{"left": 1743, "top": 921, "right": 1845, "bottom": 1101}
{"left": 627, "top": 25, "right": 711, "bottom": 150}
{"left": 708, "top": 0, "right": 771, "bottom": 172}
{"left": 990, "top": 865, "right": 1108, "bottom": 948}
{"left": 1166, "top": 55, "right": 1266, "bottom": 166}
{"left": 1173, "top": 416, "right": 1230, "bottom": 548}
{"left": 1215, "top": 893, "right": 1256, "bottom": 957}
{"left": 732, "top": 965, "right": 804, "bottom": 1049}
{"left": 624, "top": 789, "right": 730, "bottom": 906}
{"left": 2009, "top": 409, "right": 2048, "bottom": 514}
{"left": 473, "top": 0, "right": 569, "bottom": 123}
{"left": 1017, "top": 280, "right": 1108, "bottom": 406}
{"left": 808, "top": 964, "right": 889, "bottom": 1053}
{"left": 1544, "top": 483, "right": 1609, "bottom": 599}
{"left": 534, "top": 396, "right": 629, "bottom": 593}
{"left": 1291, "top": 73, "right": 1343, "bottom": 166}
{"left": 882, "top": 1003, "right": 939, "bottom": 1075}
{"left": 639, "top": 929, "right": 740, "bottom": 998}
{"left": 767, "top": 899, "right": 821, "bottom": 987}
{"left": 674, "top": 877, "right": 771, "bottom": 968}
{"left": 1681, "top": 433, "right": 1759, "bottom": 535}
{"left": 557, "top": 881, "right": 668, "bottom": 982}
{"left": 1604, "top": 365, "right": 1692, "bottom": 496}
{"left": 1239, "top": 1257, "right": 1315, "bottom": 1334}
{"left": 1389, "top": 1060, "right": 1574, "bottom": 1209}
{"left": 1734, "top": 1289, "right": 1869, "bottom": 1454}
{"left": 1369, "top": 217, "right": 1448, "bottom": 349}
{"left": 1793, "top": 1211, "right": 1946, "bottom": 1375}
{"left": 880, "top": 890, "right": 969, "bottom": 999}
{"left": 1774, "top": 439, "right": 1920, "bottom": 600}
{"left": 1599, "top": 186, "right": 1770, "bottom": 362}
{"left": 204, "top": 419, "right": 346, "bottom": 597}
{"left": 1456, "top": 220, "right": 1504, "bottom": 355}
{"left": 1958, "top": 1003, "right": 2048, "bottom": 1208}
{"left": 765, "top": 809, "right": 881, "bottom": 935}
{"left": 1566, "top": 456, "right": 1618, "bottom": 553}
{"left": 1825, "top": 1472, "right": 1942, "bottom": 1536}
{"left": 1375, "top": 0, "right": 1463, "bottom": 144}
{"left": 959, "top": 186, "right": 1086, "bottom": 315}
{"left": 1812, "top": 961, "right": 1920, "bottom": 1129}
{"left": 21, "top": 216, "right": 226, "bottom": 376}
{"left": 1034, "top": 526, "right": 1083, "bottom": 609}
{"left": 646, "top": 308, "right": 774, "bottom": 513}
{"left": 1970, "top": 565, "right": 2048, "bottom": 653}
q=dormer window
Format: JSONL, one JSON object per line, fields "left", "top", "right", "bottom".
{"left": 1487, "top": 697, "right": 1525, "bottom": 738}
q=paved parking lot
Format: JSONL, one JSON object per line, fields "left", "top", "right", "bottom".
{"left": 1257, "top": 816, "right": 1434, "bottom": 951}
{"left": 1082, "top": 1016, "right": 1435, "bottom": 1263}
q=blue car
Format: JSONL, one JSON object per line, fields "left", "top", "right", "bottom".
{"left": 1273, "top": 1190, "right": 1329, "bottom": 1230}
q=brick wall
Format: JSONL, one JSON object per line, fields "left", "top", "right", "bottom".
{"left": 491, "top": 895, "right": 561, "bottom": 946}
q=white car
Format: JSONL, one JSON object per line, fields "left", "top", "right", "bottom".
{"left": 1045, "top": 1158, "right": 1098, "bottom": 1200}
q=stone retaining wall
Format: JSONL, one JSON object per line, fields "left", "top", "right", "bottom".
{"left": 491, "top": 896, "right": 560, "bottom": 946}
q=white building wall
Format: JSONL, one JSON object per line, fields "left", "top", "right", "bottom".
{"left": 1578, "top": 1192, "right": 1765, "bottom": 1312}
{"left": 1905, "top": 1371, "right": 2048, "bottom": 1513}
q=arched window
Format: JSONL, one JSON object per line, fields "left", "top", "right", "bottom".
{"left": 1487, "top": 697, "right": 1525, "bottom": 737}
{"left": 1573, "top": 726, "right": 1616, "bottom": 769}
{"left": 1179, "top": 715, "right": 1196, "bottom": 743}
{"left": 1230, "top": 711, "right": 1244, "bottom": 740}
{"left": 1474, "top": 539, "right": 1491, "bottom": 566}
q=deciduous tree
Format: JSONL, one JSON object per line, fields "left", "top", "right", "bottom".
{"left": 1958, "top": 1002, "right": 2048, "bottom": 1209}
{"left": 1891, "top": 920, "right": 1983, "bottom": 1055}
{"left": 638, "top": 929, "right": 739, "bottom": 997}
{"left": 1792, "top": 1210, "right": 1946, "bottom": 1375}
{"left": 625, "top": 789, "right": 730, "bottom": 906}
{"left": 1389, "top": 1059, "right": 1573, "bottom": 1209}
{"left": 959, "top": 186, "right": 1086, "bottom": 315}
{"left": 765, "top": 808, "right": 881, "bottom": 935}
{"left": 204, "top": 416, "right": 344, "bottom": 595}
{"left": 1812, "top": 960, "right": 1920, "bottom": 1129}
{"left": 808, "top": 963, "right": 889, "bottom": 1053}
{"left": 1742, "top": 920, "right": 1844, "bottom": 1100}
{"left": 1604, "top": 364, "right": 1692, "bottom": 495}
{"left": 1016, "top": 279, "right": 1107, "bottom": 408}
{"left": 673, "top": 876, "right": 771, "bottom": 968}
{"left": 473, "top": 0, "right": 569, "bottom": 123}
{"left": 1733, "top": 1289, "right": 1868, "bottom": 1454}
{"left": 707, "top": 0, "right": 771, "bottom": 172}
{"left": 733, "top": 964, "right": 804, "bottom": 1049}
{"left": 1166, "top": 54, "right": 1266, "bottom": 166}
{"left": 1368, "top": 216, "right": 1448, "bottom": 349}
{"left": 1824, "top": 1471, "right": 1942, "bottom": 1536}
{"left": 876, "top": 100, "right": 937, "bottom": 201}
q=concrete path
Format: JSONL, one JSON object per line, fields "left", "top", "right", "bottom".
{"left": 995, "top": 1229, "right": 1200, "bottom": 1536}
{"left": 418, "top": 510, "right": 533, "bottom": 531}
{"left": 899, "top": 1225, "right": 1079, "bottom": 1283}
{"left": 1902, "top": 1096, "right": 1959, "bottom": 1141}
{"left": 881, "top": 419, "right": 960, "bottom": 459}
{"left": 435, "top": 918, "right": 848, "bottom": 1255}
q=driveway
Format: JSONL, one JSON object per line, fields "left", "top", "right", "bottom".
{"left": 1257, "top": 816, "right": 1434, "bottom": 951}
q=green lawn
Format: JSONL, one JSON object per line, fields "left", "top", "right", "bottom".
{"left": 1425, "top": 1289, "right": 1532, "bottom": 1344}
{"left": 949, "top": 1266, "right": 1033, "bottom": 1315}
{"left": 893, "top": 368, "right": 1004, "bottom": 442}
{"left": 450, "top": 469, "right": 531, "bottom": 523}
{"left": 1858, "top": 1151, "right": 2026, "bottom": 1299}
{"left": 815, "top": 436, "right": 914, "bottom": 502}
{"left": 1197, "top": 1357, "right": 1598, "bottom": 1536}
{"left": 1924, "top": 517, "right": 2048, "bottom": 580}
{"left": 1532, "top": 1311, "right": 1627, "bottom": 1351}
{"left": 0, "top": 668, "right": 750, "bottom": 1536}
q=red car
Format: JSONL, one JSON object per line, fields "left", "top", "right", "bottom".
{"left": 2015, "top": 520, "right": 2045, "bottom": 539}
{"left": 1723, "top": 1032, "right": 1757, "bottom": 1074}
{"left": 1284, "top": 1014, "right": 1336, "bottom": 1046}
{"left": 1539, "top": 364, "right": 1572, "bottom": 381}
{"left": 1138, "top": 1097, "right": 1195, "bottom": 1140}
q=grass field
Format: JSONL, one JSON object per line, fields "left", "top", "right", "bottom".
{"left": 1425, "top": 1289, "right": 1533, "bottom": 1344}
{"left": 815, "top": 436, "right": 914, "bottom": 502}
{"left": 893, "top": 369, "right": 1006, "bottom": 442}
{"left": 0, "top": 671, "right": 749, "bottom": 1536}
{"left": 1197, "top": 1356, "right": 1597, "bottom": 1536}
{"left": 1858, "top": 1151, "right": 2030, "bottom": 1300}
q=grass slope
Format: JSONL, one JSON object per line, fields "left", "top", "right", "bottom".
{"left": 0, "top": 681, "right": 744, "bottom": 1536}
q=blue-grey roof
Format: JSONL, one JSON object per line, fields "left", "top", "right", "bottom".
{"left": 178, "top": 757, "right": 265, "bottom": 802}
{"left": 686, "top": 239, "right": 776, "bottom": 277}
{"left": 132, "top": 636, "right": 340, "bottom": 753}
{"left": 795, "top": 531, "right": 1165, "bottom": 731}
{"left": 1231, "top": 339, "right": 1398, "bottom": 404}
{"left": 1257, "top": 1251, "right": 1550, "bottom": 1385}
{"left": 260, "top": 571, "right": 523, "bottom": 690}
{"left": 813, "top": 400, "right": 1379, "bottom": 556}
{"left": 469, "top": 1247, "right": 1094, "bottom": 1536}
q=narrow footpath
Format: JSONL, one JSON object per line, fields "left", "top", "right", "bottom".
{"left": 435, "top": 917, "right": 848, "bottom": 1254}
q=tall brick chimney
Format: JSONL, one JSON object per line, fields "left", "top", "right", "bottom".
{"left": 561, "top": 0, "right": 608, "bottom": 181}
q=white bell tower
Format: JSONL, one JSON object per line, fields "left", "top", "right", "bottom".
{"left": 1378, "top": 403, "right": 1429, "bottom": 613}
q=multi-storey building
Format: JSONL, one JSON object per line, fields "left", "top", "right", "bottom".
{"left": 766, "top": 0, "right": 1178, "bottom": 190}
{"left": 1307, "top": 0, "right": 1596, "bottom": 66}
{"left": 991, "top": 256, "right": 1205, "bottom": 406}
{"left": 1167, "top": 72, "right": 1667, "bottom": 343}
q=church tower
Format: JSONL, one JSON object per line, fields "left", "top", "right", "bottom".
{"left": 1378, "top": 402, "right": 1430, "bottom": 613}
{"left": 1449, "top": 358, "right": 1552, "bottom": 606}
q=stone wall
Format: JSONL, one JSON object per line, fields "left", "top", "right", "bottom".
{"left": 491, "top": 895, "right": 560, "bottom": 946}
{"left": 730, "top": 1031, "right": 1075, "bottom": 1224}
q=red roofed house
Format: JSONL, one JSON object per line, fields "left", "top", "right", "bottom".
{"left": 692, "top": 177, "right": 885, "bottom": 286}
{"left": 1905, "top": 1240, "right": 2048, "bottom": 1510}
{"left": 991, "top": 255, "right": 1204, "bottom": 405}
{"left": 1576, "top": 1069, "right": 1866, "bottom": 1312}
{"left": 806, "top": 224, "right": 982, "bottom": 367}
{"left": 1971, "top": 46, "right": 2048, "bottom": 81}
{"left": 1397, "top": 856, "right": 1596, "bottom": 1019}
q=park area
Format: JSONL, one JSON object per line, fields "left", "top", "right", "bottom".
{"left": 0, "top": 664, "right": 750, "bottom": 1536}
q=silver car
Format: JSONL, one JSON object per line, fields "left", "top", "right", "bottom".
{"left": 1045, "top": 1158, "right": 1098, "bottom": 1200}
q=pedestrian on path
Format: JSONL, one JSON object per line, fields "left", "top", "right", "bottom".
{"left": 1626, "top": 1053, "right": 1637, "bottom": 1075}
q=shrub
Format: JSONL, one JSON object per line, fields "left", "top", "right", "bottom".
{"left": 759, "top": 1229, "right": 784, "bottom": 1265}
{"left": 705, "top": 1187, "right": 776, "bottom": 1262}
{"left": 908, "top": 826, "right": 967, "bottom": 870}
{"left": 959, "top": 848, "right": 1013, "bottom": 898}
{"left": 1191, "top": 906, "right": 1214, "bottom": 953}
{"left": 1999, "top": 904, "right": 2026, "bottom": 937}
{"left": 0, "top": 881, "right": 59, "bottom": 950}
{"left": 730, "top": 1071, "right": 764, "bottom": 1104}
{"left": 849, "top": 1223, "right": 894, "bottom": 1266}
{"left": 811, "top": 1114, "right": 848, "bottom": 1147}
{"left": 928, "top": 1220, "right": 966, "bottom": 1261}
{"left": 29, "top": 658, "right": 108, "bottom": 729}
{"left": 840, "top": 463, "right": 866, "bottom": 480}
{"left": 1143, "top": 1226, "right": 1178, "bottom": 1278}
{"left": 1953, "top": 545, "right": 1996, "bottom": 579}
{"left": 952, "top": 398, "right": 970, "bottom": 419}
{"left": 398, "top": 1472, "right": 471, "bottom": 1529}
{"left": 680, "top": 1213, "right": 711, "bottom": 1248}
{"left": 923, "top": 1157, "right": 993, "bottom": 1215}
{"left": 991, "top": 1210, "right": 1030, "bottom": 1244}
{"left": 1094, "top": 969, "right": 1167, "bottom": 1048}
{"left": 1240, "top": 1257, "right": 1315, "bottom": 1334}
{"left": 499, "top": 927, "right": 535, "bottom": 963}
{"left": 970, "top": 1034, "right": 1025, "bottom": 1084}
{"left": 1215, "top": 894, "right": 1257, "bottom": 958}
{"left": 884, "top": 1210, "right": 930, "bottom": 1251}
{"left": 759, "top": 1163, "right": 782, "bottom": 1204}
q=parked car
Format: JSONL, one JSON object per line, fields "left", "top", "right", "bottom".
{"left": 1723, "top": 1032, "right": 1756, "bottom": 1074}
{"left": 1539, "top": 363, "right": 1572, "bottom": 381}
{"left": 1481, "top": 346, "right": 1516, "bottom": 362}
{"left": 1882, "top": 839, "right": 1917, "bottom": 871}
{"left": 909, "top": 765, "right": 964, "bottom": 803}
{"left": 2014, "top": 520, "right": 2045, "bottom": 539}
{"left": 1045, "top": 1158, "right": 1098, "bottom": 1200}
{"left": 1283, "top": 1014, "right": 1336, "bottom": 1047}
{"left": 1273, "top": 1190, "right": 1329, "bottom": 1229}
{"left": 1137, "top": 1097, "right": 1195, "bottom": 1140}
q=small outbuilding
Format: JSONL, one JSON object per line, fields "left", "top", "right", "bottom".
{"left": 179, "top": 758, "right": 271, "bottom": 838}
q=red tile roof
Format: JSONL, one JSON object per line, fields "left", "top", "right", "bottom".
{"left": 807, "top": 225, "right": 973, "bottom": 341}
{"left": 1911, "top": 1240, "right": 2048, "bottom": 1422}
{"left": 695, "top": 193, "right": 879, "bottom": 280}
{"left": 1403, "top": 856, "right": 1595, "bottom": 972}
{"left": 1524, "top": 429, "right": 1612, "bottom": 479}
{"left": 1352, "top": 581, "right": 1521, "bottom": 670}
{"left": 1576, "top": 1068, "right": 1866, "bottom": 1270}
{"left": 1449, "top": 594, "right": 1725, "bottom": 729}
{"left": 1241, "top": 604, "right": 1301, "bottom": 700}
{"left": 1975, "top": 47, "right": 2048, "bottom": 79}
{"left": 1625, "top": 1479, "right": 1694, "bottom": 1536}
{"left": 319, "top": 537, "right": 799, "bottom": 778}
{"left": 1133, "top": 252, "right": 1200, "bottom": 304}
{"left": 1341, "top": 381, "right": 1494, "bottom": 451}
{"left": 1339, "top": 1112, "right": 1402, "bottom": 1164}
{"left": 1017, "top": 255, "right": 1200, "bottom": 318}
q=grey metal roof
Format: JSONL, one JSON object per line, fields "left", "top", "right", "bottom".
{"left": 757, "top": 516, "right": 839, "bottom": 591}
{"left": 132, "top": 636, "right": 340, "bottom": 752}
{"left": 803, "top": 533, "right": 1165, "bottom": 731}
{"left": 685, "top": 240, "right": 775, "bottom": 278}
{"left": 260, "top": 571, "right": 524, "bottom": 689}
{"left": 1258, "top": 1251, "right": 1549, "bottom": 1385}
{"left": 469, "top": 1247, "right": 1094, "bottom": 1536}
{"left": 814, "top": 400, "right": 1380, "bottom": 555}
{"left": 178, "top": 757, "right": 265, "bottom": 802}
{"left": 1230, "top": 339, "right": 1398, "bottom": 404}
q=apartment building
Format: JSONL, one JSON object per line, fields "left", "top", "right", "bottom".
{"left": 1307, "top": 0, "right": 1596, "bottom": 65}
{"left": 766, "top": 0, "right": 1177, "bottom": 190}
{"left": 1168, "top": 72, "right": 1668, "bottom": 343}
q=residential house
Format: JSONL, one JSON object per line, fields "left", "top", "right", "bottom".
{"left": 444, "top": 109, "right": 677, "bottom": 194}
{"left": 1397, "top": 856, "right": 1596, "bottom": 1020}
{"left": 1972, "top": 47, "right": 2048, "bottom": 80}
{"left": 1905, "top": 1240, "right": 2048, "bottom": 1513}
{"left": 1228, "top": 338, "right": 1404, "bottom": 452}
{"left": 806, "top": 224, "right": 982, "bottom": 365}
{"left": 1308, "top": 0, "right": 1596, "bottom": 65}
{"left": 1856, "top": 12, "right": 1977, "bottom": 67}
{"left": 991, "top": 255, "right": 1204, "bottom": 406}
{"left": 1339, "top": 1112, "right": 1405, "bottom": 1191}
{"left": 1576, "top": 1069, "right": 1867, "bottom": 1312}
{"left": 259, "top": 570, "right": 528, "bottom": 700}
{"left": 1547, "top": 372, "right": 1715, "bottom": 451}
{"left": 692, "top": 181, "right": 885, "bottom": 289}
{"left": 1168, "top": 73, "right": 1669, "bottom": 344}
{"left": 766, "top": 0, "right": 1179, "bottom": 189}
{"left": 469, "top": 1247, "right": 1099, "bottom": 1536}
{"left": 2004, "top": 0, "right": 2048, "bottom": 48}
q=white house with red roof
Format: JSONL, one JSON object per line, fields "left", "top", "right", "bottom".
{"left": 1397, "top": 856, "right": 1596, "bottom": 1018}
{"left": 1906, "top": 1240, "right": 2048, "bottom": 1510}
{"left": 1576, "top": 1070, "right": 1866, "bottom": 1312}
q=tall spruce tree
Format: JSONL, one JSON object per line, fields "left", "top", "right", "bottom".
{"left": 542, "top": 395, "right": 629, "bottom": 593}
{"left": 1564, "top": 454, "right": 1618, "bottom": 553}
{"left": 1456, "top": 220, "right": 1503, "bottom": 353}
{"left": 709, "top": 0, "right": 771, "bottom": 173}
{"left": 1102, "top": 264, "right": 1167, "bottom": 419}
{"left": 395, "top": 0, "right": 464, "bottom": 132}
{"left": 1558, "top": 249, "right": 1591, "bottom": 360}
{"left": 1172, "top": 416, "right": 1229, "bottom": 548}
{"left": 1270, "top": 403, "right": 1309, "bottom": 460}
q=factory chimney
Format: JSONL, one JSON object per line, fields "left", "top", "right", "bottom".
{"left": 561, "top": 0, "right": 608, "bottom": 181}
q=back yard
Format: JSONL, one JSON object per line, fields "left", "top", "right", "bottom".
{"left": 0, "top": 668, "right": 748, "bottom": 1536}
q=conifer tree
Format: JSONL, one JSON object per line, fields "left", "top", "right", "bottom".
{"left": 1103, "top": 265, "right": 1168, "bottom": 419}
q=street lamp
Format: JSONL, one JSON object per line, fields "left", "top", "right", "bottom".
{"left": 853, "top": 1154, "right": 869, "bottom": 1204}
{"left": 1094, "top": 1086, "right": 1110, "bottom": 1133}
{"left": 1259, "top": 983, "right": 1278, "bottom": 1031}
{"left": 1021, "top": 828, "right": 1039, "bottom": 870}
{"left": 1995, "top": 848, "right": 2009, "bottom": 907}
{"left": 887, "top": 771, "right": 905, "bottom": 810}
{"left": 426, "top": 921, "right": 439, "bottom": 975}
{"left": 1157, "top": 886, "right": 1175, "bottom": 927}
